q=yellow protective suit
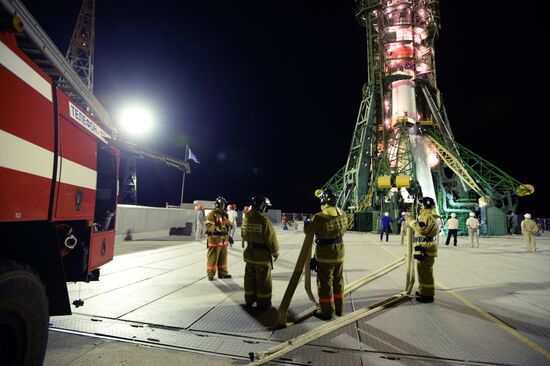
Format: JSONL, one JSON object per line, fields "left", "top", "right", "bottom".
{"left": 205, "top": 208, "right": 232, "bottom": 278}
{"left": 410, "top": 208, "right": 439, "bottom": 298}
{"left": 241, "top": 208, "right": 280, "bottom": 308}
{"left": 304, "top": 205, "right": 348, "bottom": 318}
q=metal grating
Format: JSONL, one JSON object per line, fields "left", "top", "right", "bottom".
{"left": 47, "top": 232, "right": 550, "bottom": 366}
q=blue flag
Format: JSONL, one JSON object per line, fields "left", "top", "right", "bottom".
{"left": 187, "top": 147, "right": 200, "bottom": 164}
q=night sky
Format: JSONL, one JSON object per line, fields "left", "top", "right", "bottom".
{"left": 22, "top": 1, "right": 548, "bottom": 217}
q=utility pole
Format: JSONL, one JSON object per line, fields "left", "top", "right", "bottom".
{"left": 180, "top": 145, "right": 189, "bottom": 206}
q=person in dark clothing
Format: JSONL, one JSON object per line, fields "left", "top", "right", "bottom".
{"left": 380, "top": 212, "right": 392, "bottom": 242}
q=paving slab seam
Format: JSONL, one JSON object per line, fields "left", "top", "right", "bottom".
{"left": 50, "top": 325, "right": 335, "bottom": 366}
{"left": 436, "top": 280, "right": 550, "bottom": 360}
{"left": 48, "top": 328, "right": 264, "bottom": 366}
{"left": 371, "top": 350, "right": 522, "bottom": 366}
{"left": 71, "top": 276, "right": 214, "bottom": 319}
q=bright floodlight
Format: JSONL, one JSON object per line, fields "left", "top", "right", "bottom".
{"left": 119, "top": 106, "right": 154, "bottom": 135}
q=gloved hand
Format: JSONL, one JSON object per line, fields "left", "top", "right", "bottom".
{"left": 310, "top": 257, "right": 318, "bottom": 272}
{"left": 273, "top": 253, "right": 279, "bottom": 262}
{"left": 228, "top": 236, "right": 234, "bottom": 245}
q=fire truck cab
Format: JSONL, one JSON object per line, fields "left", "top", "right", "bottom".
{"left": 1, "top": 22, "right": 117, "bottom": 365}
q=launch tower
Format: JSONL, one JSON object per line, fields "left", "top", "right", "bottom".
{"left": 325, "top": 0, "right": 533, "bottom": 235}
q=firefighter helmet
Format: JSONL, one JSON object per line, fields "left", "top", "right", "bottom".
{"left": 524, "top": 213, "right": 531, "bottom": 219}
{"left": 251, "top": 196, "right": 272, "bottom": 213}
{"left": 451, "top": 213, "right": 456, "bottom": 218}
{"left": 469, "top": 212, "right": 475, "bottom": 217}
{"left": 215, "top": 196, "right": 227, "bottom": 209}
{"left": 319, "top": 189, "right": 337, "bottom": 206}
{"left": 419, "top": 196, "right": 435, "bottom": 209}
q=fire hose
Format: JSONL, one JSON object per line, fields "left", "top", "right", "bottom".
{"left": 249, "top": 228, "right": 415, "bottom": 365}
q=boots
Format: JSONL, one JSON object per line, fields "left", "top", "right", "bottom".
{"left": 313, "top": 311, "right": 333, "bottom": 321}
{"left": 415, "top": 291, "right": 434, "bottom": 303}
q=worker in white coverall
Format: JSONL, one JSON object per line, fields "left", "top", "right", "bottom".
{"left": 195, "top": 204, "right": 206, "bottom": 240}
{"left": 465, "top": 212, "right": 480, "bottom": 248}
{"left": 521, "top": 213, "right": 538, "bottom": 253}
{"left": 445, "top": 213, "right": 459, "bottom": 246}
{"left": 227, "top": 204, "right": 238, "bottom": 246}
{"left": 398, "top": 212, "right": 411, "bottom": 245}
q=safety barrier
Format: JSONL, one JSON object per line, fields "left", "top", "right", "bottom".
{"left": 115, "top": 204, "right": 196, "bottom": 241}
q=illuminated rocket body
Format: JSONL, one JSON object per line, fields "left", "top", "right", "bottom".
{"left": 379, "top": 0, "right": 441, "bottom": 213}
{"left": 380, "top": 0, "right": 436, "bottom": 121}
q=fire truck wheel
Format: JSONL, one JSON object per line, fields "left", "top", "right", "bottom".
{"left": 0, "top": 260, "right": 49, "bottom": 366}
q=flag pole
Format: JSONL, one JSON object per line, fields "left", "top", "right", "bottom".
{"left": 180, "top": 145, "right": 188, "bottom": 206}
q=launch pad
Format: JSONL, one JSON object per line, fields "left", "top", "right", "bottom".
{"left": 47, "top": 230, "right": 550, "bottom": 365}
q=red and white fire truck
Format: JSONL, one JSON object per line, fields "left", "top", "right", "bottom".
{"left": 0, "top": 23, "right": 120, "bottom": 366}
{"left": 1, "top": 3, "right": 187, "bottom": 364}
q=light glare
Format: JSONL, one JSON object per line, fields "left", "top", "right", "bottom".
{"left": 120, "top": 106, "right": 154, "bottom": 135}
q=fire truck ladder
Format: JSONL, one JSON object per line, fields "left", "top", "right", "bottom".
{"left": 1, "top": 0, "right": 114, "bottom": 133}
{"left": 1, "top": 0, "right": 190, "bottom": 176}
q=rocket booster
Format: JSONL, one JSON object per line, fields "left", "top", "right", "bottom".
{"left": 379, "top": 0, "right": 440, "bottom": 208}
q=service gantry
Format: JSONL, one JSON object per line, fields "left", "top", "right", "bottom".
{"left": 324, "top": 0, "right": 533, "bottom": 235}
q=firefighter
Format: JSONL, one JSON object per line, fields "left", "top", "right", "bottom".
{"left": 521, "top": 213, "right": 538, "bottom": 253}
{"left": 205, "top": 196, "right": 233, "bottom": 280}
{"left": 241, "top": 196, "right": 279, "bottom": 309}
{"left": 465, "top": 212, "right": 480, "bottom": 248}
{"left": 305, "top": 189, "right": 348, "bottom": 320}
{"left": 410, "top": 196, "right": 439, "bottom": 303}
